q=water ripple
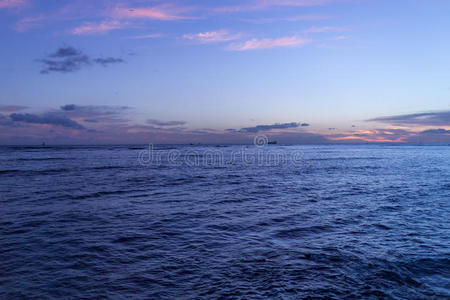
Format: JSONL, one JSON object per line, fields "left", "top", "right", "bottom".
{"left": 0, "top": 145, "right": 449, "bottom": 299}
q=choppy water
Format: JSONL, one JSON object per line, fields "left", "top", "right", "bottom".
{"left": 0, "top": 145, "right": 449, "bottom": 299}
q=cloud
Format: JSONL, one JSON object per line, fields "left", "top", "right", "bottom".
{"left": 0, "top": 114, "right": 15, "bottom": 126}
{"left": 284, "top": 14, "right": 331, "bottom": 21}
{"left": 328, "top": 127, "right": 450, "bottom": 143}
{"left": 245, "top": 14, "right": 332, "bottom": 24}
{"left": 239, "top": 122, "right": 301, "bottom": 133}
{"left": 50, "top": 46, "right": 81, "bottom": 57}
{"left": 93, "top": 57, "right": 124, "bottom": 66}
{"left": 113, "top": 3, "right": 191, "bottom": 21}
{"left": 67, "top": 3, "right": 193, "bottom": 35}
{"left": 59, "top": 104, "right": 130, "bottom": 121}
{"left": 0, "top": 0, "right": 27, "bottom": 9}
{"left": 5, "top": 0, "right": 338, "bottom": 37}
{"left": 333, "top": 35, "right": 349, "bottom": 40}
{"left": 147, "top": 119, "right": 186, "bottom": 126}
{"left": 127, "top": 33, "right": 163, "bottom": 39}
{"left": 39, "top": 55, "right": 90, "bottom": 74}
{"left": 0, "top": 105, "right": 27, "bottom": 113}
{"left": 327, "top": 128, "right": 411, "bottom": 143}
{"left": 13, "top": 15, "right": 44, "bottom": 31}
{"left": 367, "top": 111, "right": 450, "bottom": 126}
{"left": 60, "top": 104, "right": 76, "bottom": 111}
{"left": 39, "top": 46, "right": 124, "bottom": 74}
{"left": 13, "top": 1, "right": 111, "bottom": 32}
{"left": 420, "top": 128, "right": 450, "bottom": 134}
{"left": 304, "top": 26, "right": 348, "bottom": 33}
{"left": 183, "top": 30, "right": 244, "bottom": 43}
{"left": 10, "top": 113, "right": 85, "bottom": 130}
{"left": 301, "top": 123, "right": 310, "bottom": 127}
{"left": 84, "top": 119, "right": 98, "bottom": 123}
{"left": 2, "top": 104, "right": 449, "bottom": 145}
{"left": 406, "top": 129, "right": 450, "bottom": 143}
{"left": 71, "top": 20, "right": 128, "bottom": 35}
{"left": 60, "top": 104, "right": 129, "bottom": 112}
{"left": 0, "top": 104, "right": 133, "bottom": 142}
{"left": 215, "top": 0, "right": 329, "bottom": 13}
{"left": 227, "top": 36, "right": 310, "bottom": 51}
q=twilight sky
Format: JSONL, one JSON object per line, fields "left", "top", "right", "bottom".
{"left": 0, "top": 0, "right": 449, "bottom": 144}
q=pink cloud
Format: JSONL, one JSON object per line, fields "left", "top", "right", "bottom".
{"left": 304, "top": 26, "right": 349, "bottom": 33}
{"left": 0, "top": 105, "right": 27, "bottom": 113}
{"left": 258, "top": 0, "right": 330, "bottom": 7}
{"left": 126, "top": 33, "right": 164, "bottom": 39}
{"left": 285, "top": 14, "right": 332, "bottom": 21}
{"left": 12, "top": 1, "right": 110, "bottom": 32}
{"left": 183, "top": 30, "right": 244, "bottom": 43}
{"left": 71, "top": 20, "right": 128, "bottom": 35}
{"left": 216, "top": 0, "right": 329, "bottom": 13}
{"left": 327, "top": 129, "right": 410, "bottom": 143}
{"left": 333, "top": 35, "right": 349, "bottom": 40}
{"left": 13, "top": 15, "right": 45, "bottom": 31}
{"left": 244, "top": 14, "right": 332, "bottom": 24}
{"left": 113, "top": 4, "right": 191, "bottom": 21}
{"left": 0, "top": 0, "right": 27, "bottom": 9}
{"left": 227, "top": 36, "right": 310, "bottom": 51}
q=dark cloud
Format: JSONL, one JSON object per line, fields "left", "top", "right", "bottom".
{"left": 39, "top": 55, "right": 90, "bottom": 74}
{"left": 59, "top": 104, "right": 129, "bottom": 118}
{"left": 56, "top": 104, "right": 131, "bottom": 125}
{"left": 239, "top": 122, "right": 300, "bottom": 133}
{"left": 61, "top": 104, "right": 76, "bottom": 111}
{"left": 10, "top": 113, "right": 85, "bottom": 130}
{"left": 328, "top": 127, "right": 337, "bottom": 130}
{"left": 39, "top": 46, "right": 124, "bottom": 74}
{"left": 57, "top": 105, "right": 131, "bottom": 127}
{"left": 301, "top": 123, "right": 310, "bottom": 127}
{"left": 0, "top": 105, "right": 27, "bottom": 113}
{"left": 147, "top": 119, "right": 187, "bottom": 126}
{"left": 367, "top": 111, "right": 450, "bottom": 126}
{"left": 50, "top": 46, "right": 81, "bottom": 58}
{"left": 0, "top": 114, "right": 15, "bottom": 126}
{"left": 0, "top": 104, "right": 135, "bottom": 142}
{"left": 420, "top": 128, "right": 450, "bottom": 134}
{"left": 93, "top": 57, "right": 124, "bottom": 66}
{"left": 405, "top": 128, "right": 450, "bottom": 143}
{"left": 2, "top": 103, "right": 448, "bottom": 145}
{"left": 130, "top": 124, "right": 187, "bottom": 132}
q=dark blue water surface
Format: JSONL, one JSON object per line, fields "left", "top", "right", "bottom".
{"left": 1, "top": 145, "right": 449, "bottom": 299}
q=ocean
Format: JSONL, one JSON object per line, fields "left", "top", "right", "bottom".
{"left": 0, "top": 144, "right": 449, "bottom": 299}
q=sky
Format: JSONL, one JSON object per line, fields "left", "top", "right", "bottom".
{"left": 0, "top": 0, "right": 449, "bottom": 144}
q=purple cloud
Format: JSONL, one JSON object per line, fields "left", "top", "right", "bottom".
{"left": 39, "top": 46, "right": 124, "bottom": 74}
{"left": 10, "top": 113, "right": 85, "bottom": 130}
{"left": 367, "top": 111, "right": 450, "bottom": 126}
